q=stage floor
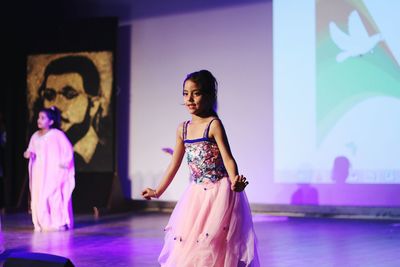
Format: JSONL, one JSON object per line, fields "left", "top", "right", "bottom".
{"left": 1, "top": 212, "right": 400, "bottom": 266}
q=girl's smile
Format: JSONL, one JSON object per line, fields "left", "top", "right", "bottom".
{"left": 186, "top": 103, "right": 197, "bottom": 110}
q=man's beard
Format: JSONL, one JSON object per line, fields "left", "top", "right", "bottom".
{"left": 64, "top": 100, "right": 92, "bottom": 145}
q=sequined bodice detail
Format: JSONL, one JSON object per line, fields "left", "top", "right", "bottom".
{"left": 183, "top": 120, "right": 228, "bottom": 184}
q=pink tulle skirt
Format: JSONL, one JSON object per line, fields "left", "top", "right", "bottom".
{"left": 159, "top": 177, "right": 260, "bottom": 267}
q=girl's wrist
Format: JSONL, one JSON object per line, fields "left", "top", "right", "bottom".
{"left": 153, "top": 189, "right": 159, "bottom": 199}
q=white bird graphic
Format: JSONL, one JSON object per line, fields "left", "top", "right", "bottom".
{"left": 329, "top": 10, "right": 383, "bottom": 62}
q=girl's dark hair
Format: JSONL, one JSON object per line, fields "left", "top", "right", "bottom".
{"left": 39, "top": 106, "right": 61, "bottom": 129}
{"left": 184, "top": 69, "right": 218, "bottom": 116}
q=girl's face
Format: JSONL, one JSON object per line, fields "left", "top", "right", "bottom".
{"left": 37, "top": 111, "right": 53, "bottom": 130}
{"left": 183, "top": 80, "right": 210, "bottom": 116}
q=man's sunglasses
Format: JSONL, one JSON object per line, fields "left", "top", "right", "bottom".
{"left": 42, "top": 86, "right": 80, "bottom": 101}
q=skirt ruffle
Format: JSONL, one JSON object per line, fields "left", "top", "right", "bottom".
{"left": 159, "top": 177, "right": 260, "bottom": 267}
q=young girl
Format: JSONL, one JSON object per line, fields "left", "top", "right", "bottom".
{"left": 24, "top": 107, "right": 75, "bottom": 231}
{"left": 142, "top": 70, "right": 260, "bottom": 266}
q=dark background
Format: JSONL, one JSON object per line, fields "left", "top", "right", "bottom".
{"left": 1, "top": 1, "right": 120, "bottom": 212}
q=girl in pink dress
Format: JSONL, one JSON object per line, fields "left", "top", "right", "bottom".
{"left": 142, "top": 70, "right": 260, "bottom": 266}
{"left": 24, "top": 107, "right": 75, "bottom": 231}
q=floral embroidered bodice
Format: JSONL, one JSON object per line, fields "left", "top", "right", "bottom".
{"left": 183, "top": 119, "right": 228, "bottom": 184}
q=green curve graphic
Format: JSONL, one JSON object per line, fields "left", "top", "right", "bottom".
{"left": 316, "top": 36, "right": 400, "bottom": 145}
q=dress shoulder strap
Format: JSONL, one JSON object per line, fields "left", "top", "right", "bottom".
{"left": 203, "top": 118, "right": 219, "bottom": 138}
{"left": 182, "top": 120, "right": 190, "bottom": 140}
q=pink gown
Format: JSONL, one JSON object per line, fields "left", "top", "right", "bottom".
{"left": 26, "top": 128, "right": 75, "bottom": 231}
{"left": 159, "top": 119, "right": 260, "bottom": 267}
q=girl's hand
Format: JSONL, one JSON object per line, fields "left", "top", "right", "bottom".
{"left": 231, "top": 175, "right": 249, "bottom": 192}
{"left": 141, "top": 188, "right": 158, "bottom": 200}
{"left": 23, "top": 151, "right": 30, "bottom": 159}
{"left": 23, "top": 151, "right": 35, "bottom": 160}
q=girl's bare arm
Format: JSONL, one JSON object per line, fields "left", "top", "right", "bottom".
{"left": 142, "top": 124, "right": 186, "bottom": 199}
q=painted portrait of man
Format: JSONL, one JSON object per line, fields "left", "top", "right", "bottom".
{"left": 27, "top": 52, "right": 114, "bottom": 172}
